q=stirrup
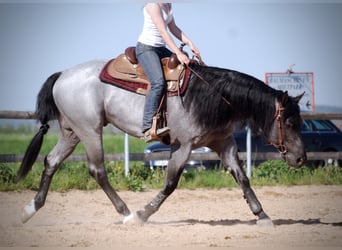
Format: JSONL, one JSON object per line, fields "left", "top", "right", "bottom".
{"left": 143, "top": 127, "right": 170, "bottom": 143}
{"left": 156, "top": 127, "right": 170, "bottom": 136}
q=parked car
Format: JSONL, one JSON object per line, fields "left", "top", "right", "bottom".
{"left": 144, "top": 120, "right": 342, "bottom": 169}
{"left": 144, "top": 143, "right": 220, "bottom": 170}
{"left": 234, "top": 119, "right": 342, "bottom": 167}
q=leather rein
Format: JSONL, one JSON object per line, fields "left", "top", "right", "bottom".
{"left": 270, "top": 102, "right": 288, "bottom": 155}
{"left": 185, "top": 50, "right": 231, "bottom": 106}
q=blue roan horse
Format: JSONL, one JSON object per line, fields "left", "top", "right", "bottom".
{"left": 17, "top": 59, "right": 306, "bottom": 225}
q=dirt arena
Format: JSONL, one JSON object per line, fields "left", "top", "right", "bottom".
{"left": 0, "top": 185, "right": 341, "bottom": 249}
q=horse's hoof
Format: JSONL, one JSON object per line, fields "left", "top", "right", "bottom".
{"left": 21, "top": 199, "right": 36, "bottom": 223}
{"left": 257, "top": 218, "right": 274, "bottom": 227}
{"left": 123, "top": 213, "right": 144, "bottom": 225}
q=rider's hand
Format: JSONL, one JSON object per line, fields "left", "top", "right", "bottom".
{"left": 176, "top": 51, "right": 190, "bottom": 66}
{"left": 188, "top": 41, "right": 200, "bottom": 57}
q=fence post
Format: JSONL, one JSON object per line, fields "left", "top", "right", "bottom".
{"left": 246, "top": 126, "right": 252, "bottom": 179}
{"left": 124, "top": 133, "right": 129, "bottom": 177}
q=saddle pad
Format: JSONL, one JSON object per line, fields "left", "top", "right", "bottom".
{"left": 99, "top": 59, "right": 192, "bottom": 97}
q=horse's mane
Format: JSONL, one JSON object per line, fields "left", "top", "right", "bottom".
{"left": 184, "top": 64, "right": 284, "bottom": 134}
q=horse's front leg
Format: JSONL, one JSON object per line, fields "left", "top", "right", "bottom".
{"left": 217, "top": 138, "right": 274, "bottom": 226}
{"left": 133, "top": 144, "right": 191, "bottom": 223}
{"left": 84, "top": 140, "right": 132, "bottom": 221}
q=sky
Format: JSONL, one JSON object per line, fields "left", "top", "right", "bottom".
{"left": 0, "top": 0, "right": 342, "bottom": 112}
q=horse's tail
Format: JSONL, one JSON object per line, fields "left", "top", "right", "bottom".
{"left": 16, "top": 72, "right": 62, "bottom": 181}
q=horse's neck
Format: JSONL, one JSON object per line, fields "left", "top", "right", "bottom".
{"left": 241, "top": 87, "right": 277, "bottom": 135}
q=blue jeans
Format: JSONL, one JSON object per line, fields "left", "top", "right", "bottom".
{"left": 136, "top": 42, "right": 172, "bottom": 132}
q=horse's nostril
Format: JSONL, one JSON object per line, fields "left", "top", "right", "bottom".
{"left": 297, "top": 158, "right": 303, "bottom": 165}
{"left": 296, "top": 155, "right": 307, "bottom": 166}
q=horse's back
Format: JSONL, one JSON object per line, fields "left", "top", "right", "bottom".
{"left": 55, "top": 60, "right": 107, "bottom": 92}
{"left": 52, "top": 59, "right": 144, "bottom": 137}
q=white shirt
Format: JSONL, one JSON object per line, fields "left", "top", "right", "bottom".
{"left": 138, "top": 5, "right": 174, "bottom": 47}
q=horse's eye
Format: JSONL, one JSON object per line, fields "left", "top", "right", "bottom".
{"left": 285, "top": 118, "right": 291, "bottom": 125}
{"left": 285, "top": 117, "right": 301, "bottom": 130}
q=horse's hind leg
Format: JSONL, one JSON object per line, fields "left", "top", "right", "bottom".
{"left": 217, "top": 138, "right": 273, "bottom": 226}
{"left": 22, "top": 125, "right": 80, "bottom": 223}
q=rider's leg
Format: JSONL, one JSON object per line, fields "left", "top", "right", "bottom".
{"left": 136, "top": 43, "right": 172, "bottom": 139}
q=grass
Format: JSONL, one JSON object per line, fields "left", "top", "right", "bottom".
{"left": 0, "top": 160, "right": 341, "bottom": 192}
{"left": 0, "top": 131, "right": 147, "bottom": 154}
{"left": 0, "top": 129, "right": 341, "bottom": 192}
{"left": 251, "top": 160, "right": 342, "bottom": 186}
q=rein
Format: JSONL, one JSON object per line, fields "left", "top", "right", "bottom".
{"left": 186, "top": 64, "right": 231, "bottom": 106}
{"left": 270, "top": 101, "right": 287, "bottom": 155}
{"left": 180, "top": 43, "right": 231, "bottom": 106}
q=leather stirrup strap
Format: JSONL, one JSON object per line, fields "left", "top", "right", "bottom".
{"left": 157, "top": 94, "right": 166, "bottom": 116}
{"left": 150, "top": 116, "right": 159, "bottom": 140}
{"left": 150, "top": 93, "right": 167, "bottom": 140}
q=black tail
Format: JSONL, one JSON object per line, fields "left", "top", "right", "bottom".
{"left": 16, "top": 72, "right": 62, "bottom": 181}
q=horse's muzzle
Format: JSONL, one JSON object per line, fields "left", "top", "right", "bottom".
{"left": 284, "top": 151, "right": 307, "bottom": 168}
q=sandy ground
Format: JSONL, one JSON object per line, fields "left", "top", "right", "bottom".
{"left": 0, "top": 185, "right": 341, "bottom": 249}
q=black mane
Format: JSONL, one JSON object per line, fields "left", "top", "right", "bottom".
{"left": 184, "top": 64, "right": 284, "bottom": 133}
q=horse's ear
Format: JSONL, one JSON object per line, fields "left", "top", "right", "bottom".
{"left": 293, "top": 92, "right": 305, "bottom": 104}
{"left": 282, "top": 91, "right": 289, "bottom": 105}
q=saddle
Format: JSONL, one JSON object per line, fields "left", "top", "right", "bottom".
{"left": 100, "top": 46, "right": 190, "bottom": 96}
{"left": 99, "top": 46, "right": 196, "bottom": 144}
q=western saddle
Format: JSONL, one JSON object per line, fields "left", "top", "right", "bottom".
{"left": 106, "top": 46, "right": 187, "bottom": 95}
{"left": 101, "top": 45, "right": 199, "bottom": 143}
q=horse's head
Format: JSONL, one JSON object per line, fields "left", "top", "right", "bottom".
{"left": 267, "top": 92, "right": 307, "bottom": 168}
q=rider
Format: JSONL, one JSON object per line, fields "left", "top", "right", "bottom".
{"left": 136, "top": 2, "right": 200, "bottom": 142}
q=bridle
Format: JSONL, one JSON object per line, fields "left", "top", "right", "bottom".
{"left": 270, "top": 101, "right": 288, "bottom": 155}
